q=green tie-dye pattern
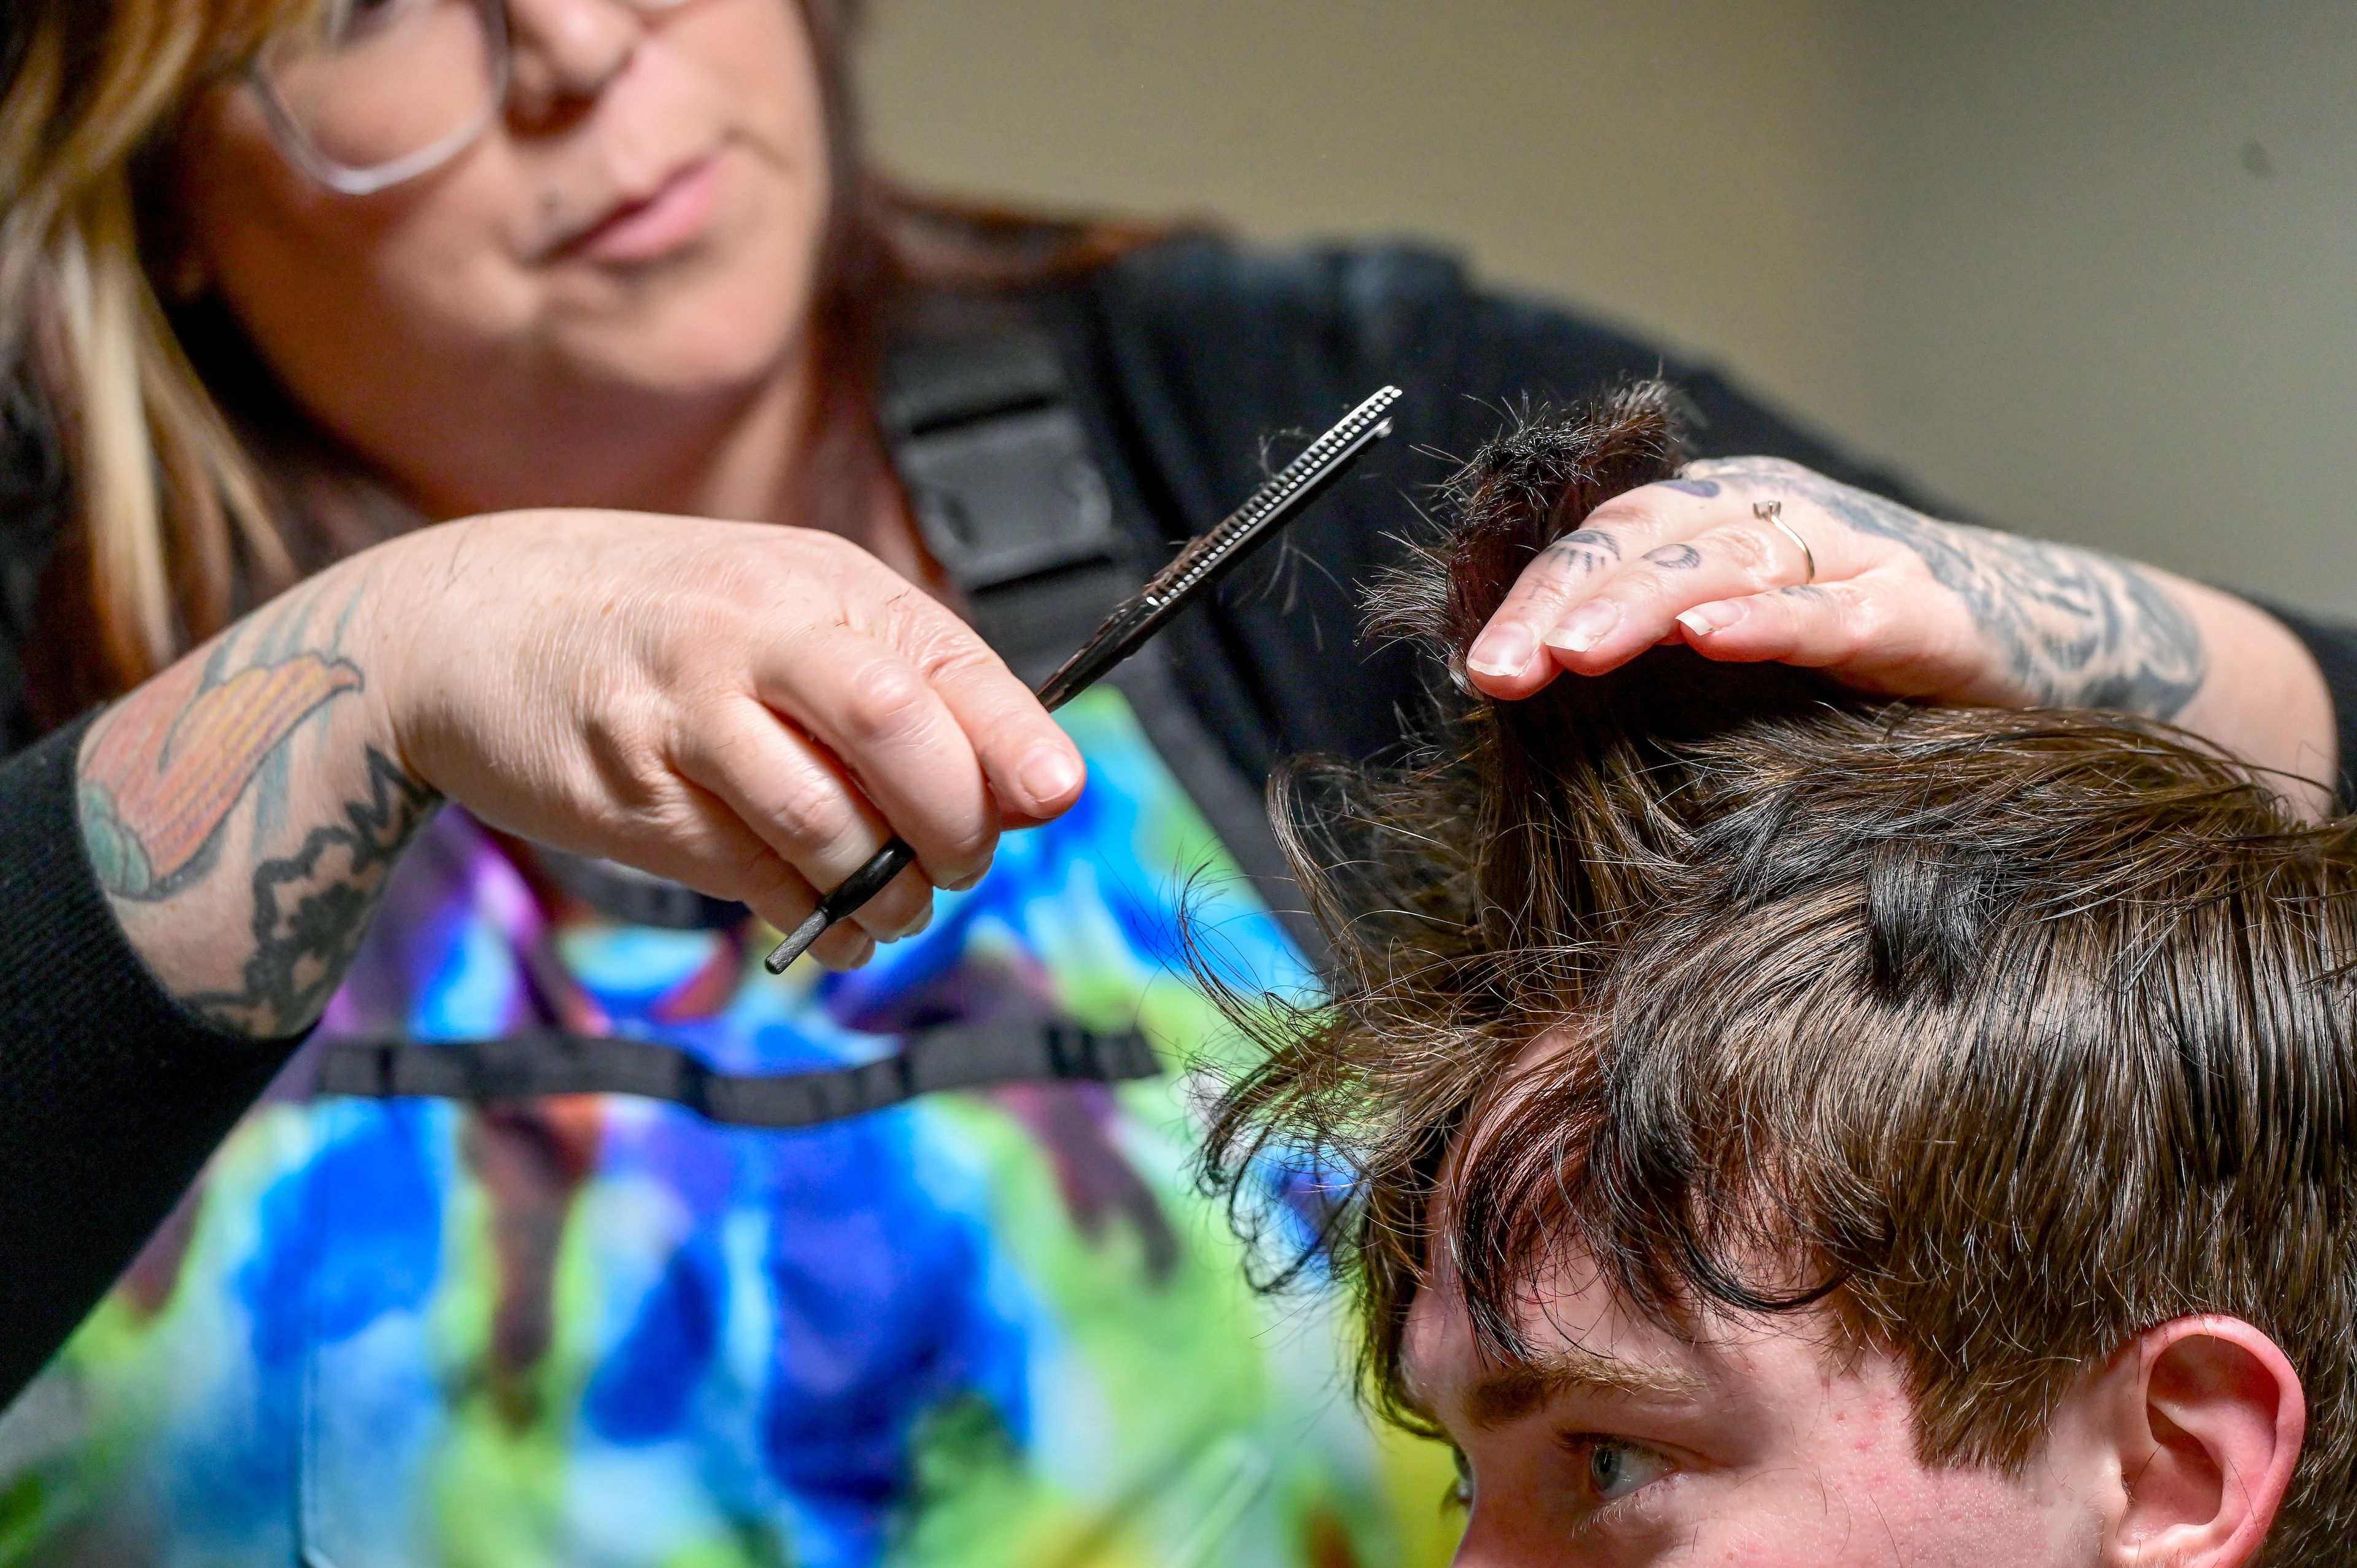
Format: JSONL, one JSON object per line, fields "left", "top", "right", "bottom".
{"left": 0, "top": 688, "right": 1456, "bottom": 1567}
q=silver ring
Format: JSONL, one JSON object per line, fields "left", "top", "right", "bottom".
{"left": 1754, "top": 499, "right": 1815, "bottom": 585}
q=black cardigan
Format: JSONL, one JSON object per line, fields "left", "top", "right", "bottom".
{"left": 3, "top": 235, "right": 2351, "bottom": 1405}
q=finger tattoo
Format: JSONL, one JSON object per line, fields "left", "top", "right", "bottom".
{"left": 1538, "top": 528, "right": 1622, "bottom": 576}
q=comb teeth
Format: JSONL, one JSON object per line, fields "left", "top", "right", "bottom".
{"left": 1028, "top": 382, "right": 1403, "bottom": 714}
{"left": 770, "top": 384, "right": 1401, "bottom": 976}
{"left": 1139, "top": 384, "right": 1403, "bottom": 610}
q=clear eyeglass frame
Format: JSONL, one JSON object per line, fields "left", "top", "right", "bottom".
{"left": 246, "top": 0, "right": 704, "bottom": 198}
{"left": 247, "top": 0, "right": 515, "bottom": 197}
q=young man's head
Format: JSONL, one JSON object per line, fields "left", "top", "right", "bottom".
{"left": 1206, "top": 386, "right": 2357, "bottom": 1566}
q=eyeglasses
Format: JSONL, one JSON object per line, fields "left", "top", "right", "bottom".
{"left": 250, "top": 0, "right": 689, "bottom": 197}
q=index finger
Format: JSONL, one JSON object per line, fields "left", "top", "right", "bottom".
{"left": 1462, "top": 478, "right": 1727, "bottom": 698}
{"left": 875, "top": 588, "right": 1088, "bottom": 827}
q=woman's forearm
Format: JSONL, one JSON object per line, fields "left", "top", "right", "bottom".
{"left": 2159, "top": 571, "right": 2339, "bottom": 813}
{"left": 74, "top": 556, "right": 439, "bottom": 1038}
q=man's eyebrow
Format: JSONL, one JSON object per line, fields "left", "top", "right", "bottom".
{"left": 1463, "top": 1348, "right": 1708, "bottom": 1430}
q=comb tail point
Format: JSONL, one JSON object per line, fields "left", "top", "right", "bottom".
{"left": 765, "top": 908, "right": 830, "bottom": 974}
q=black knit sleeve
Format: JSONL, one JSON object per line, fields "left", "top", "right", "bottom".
{"left": 0, "top": 716, "right": 305, "bottom": 1407}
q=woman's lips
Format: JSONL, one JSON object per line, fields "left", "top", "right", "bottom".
{"left": 564, "top": 154, "right": 722, "bottom": 265}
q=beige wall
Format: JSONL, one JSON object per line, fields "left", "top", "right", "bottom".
{"left": 1843, "top": 2, "right": 2357, "bottom": 612}
{"left": 859, "top": 1, "right": 2357, "bottom": 616}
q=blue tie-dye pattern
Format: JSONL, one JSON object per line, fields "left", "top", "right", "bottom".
{"left": 585, "top": 1238, "right": 723, "bottom": 1443}
{"left": 753, "top": 1116, "right": 1019, "bottom": 1504}
{"left": 240, "top": 1105, "right": 443, "bottom": 1367}
{"left": 0, "top": 688, "right": 1441, "bottom": 1568}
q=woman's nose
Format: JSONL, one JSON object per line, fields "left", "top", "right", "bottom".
{"left": 503, "top": 0, "right": 641, "bottom": 118}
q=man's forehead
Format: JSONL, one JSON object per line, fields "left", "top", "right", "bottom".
{"left": 1402, "top": 1264, "right": 1712, "bottom": 1431}
{"left": 1412, "top": 1036, "right": 1792, "bottom": 1435}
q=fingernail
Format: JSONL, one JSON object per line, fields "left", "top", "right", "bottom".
{"left": 1466, "top": 623, "right": 1537, "bottom": 679}
{"left": 1016, "top": 744, "right": 1083, "bottom": 809}
{"left": 1677, "top": 601, "right": 1747, "bottom": 639}
{"left": 1544, "top": 600, "right": 1620, "bottom": 655}
{"left": 940, "top": 861, "right": 988, "bottom": 893}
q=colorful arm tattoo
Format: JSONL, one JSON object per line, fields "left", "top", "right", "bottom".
{"left": 75, "top": 580, "right": 440, "bottom": 1035}
{"left": 78, "top": 651, "right": 364, "bottom": 900}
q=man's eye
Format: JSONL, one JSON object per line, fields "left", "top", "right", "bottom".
{"left": 1584, "top": 1438, "right": 1674, "bottom": 1503}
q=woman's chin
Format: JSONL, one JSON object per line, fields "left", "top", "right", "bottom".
{"left": 570, "top": 334, "right": 799, "bottom": 406}
{"left": 539, "top": 228, "right": 821, "bottom": 405}
{"left": 549, "top": 277, "right": 812, "bottom": 404}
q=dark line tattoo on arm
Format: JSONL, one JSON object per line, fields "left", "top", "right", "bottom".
{"left": 185, "top": 748, "right": 437, "bottom": 1034}
{"left": 1685, "top": 457, "right": 2208, "bottom": 717}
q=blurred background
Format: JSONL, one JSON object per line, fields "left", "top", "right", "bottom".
{"left": 861, "top": 0, "right": 2357, "bottom": 615}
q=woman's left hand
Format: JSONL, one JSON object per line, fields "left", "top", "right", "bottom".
{"left": 1463, "top": 455, "right": 2338, "bottom": 803}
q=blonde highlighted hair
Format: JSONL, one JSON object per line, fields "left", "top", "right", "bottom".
{"left": 1, "top": 0, "right": 309, "bottom": 706}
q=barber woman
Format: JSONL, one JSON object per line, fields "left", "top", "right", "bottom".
{"left": 5, "top": 0, "right": 2348, "bottom": 1563}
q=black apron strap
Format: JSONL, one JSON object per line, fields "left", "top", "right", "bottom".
{"left": 883, "top": 288, "right": 1144, "bottom": 685}
{"left": 883, "top": 287, "right": 1329, "bottom": 964}
{"left": 314, "top": 1021, "right": 1163, "bottom": 1130}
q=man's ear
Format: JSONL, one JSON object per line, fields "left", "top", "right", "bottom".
{"left": 2083, "top": 1316, "right": 2305, "bottom": 1568}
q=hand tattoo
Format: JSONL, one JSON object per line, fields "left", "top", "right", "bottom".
{"left": 77, "top": 581, "right": 439, "bottom": 1035}
{"left": 1686, "top": 457, "right": 2208, "bottom": 717}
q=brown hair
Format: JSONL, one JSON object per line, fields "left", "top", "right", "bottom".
{"left": 3, "top": 0, "right": 1166, "bottom": 728}
{"left": 1202, "top": 383, "right": 2357, "bottom": 1562}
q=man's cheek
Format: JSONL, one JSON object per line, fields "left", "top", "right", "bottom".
{"left": 1676, "top": 1460, "right": 2072, "bottom": 1568}
{"left": 1652, "top": 1473, "right": 1893, "bottom": 1567}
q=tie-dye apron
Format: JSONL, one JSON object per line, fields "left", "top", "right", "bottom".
{"left": 0, "top": 687, "right": 1454, "bottom": 1568}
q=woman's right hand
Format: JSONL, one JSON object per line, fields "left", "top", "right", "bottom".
{"left": 377, "top": 510, "right": 1085, "bottom": 970}
{"left": 82, "top": 508, "right": 1079, "bottom": 1035}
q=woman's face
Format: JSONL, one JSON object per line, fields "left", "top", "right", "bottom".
{"left": 171, "top": 0, "right": 832, "bottom": 512}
